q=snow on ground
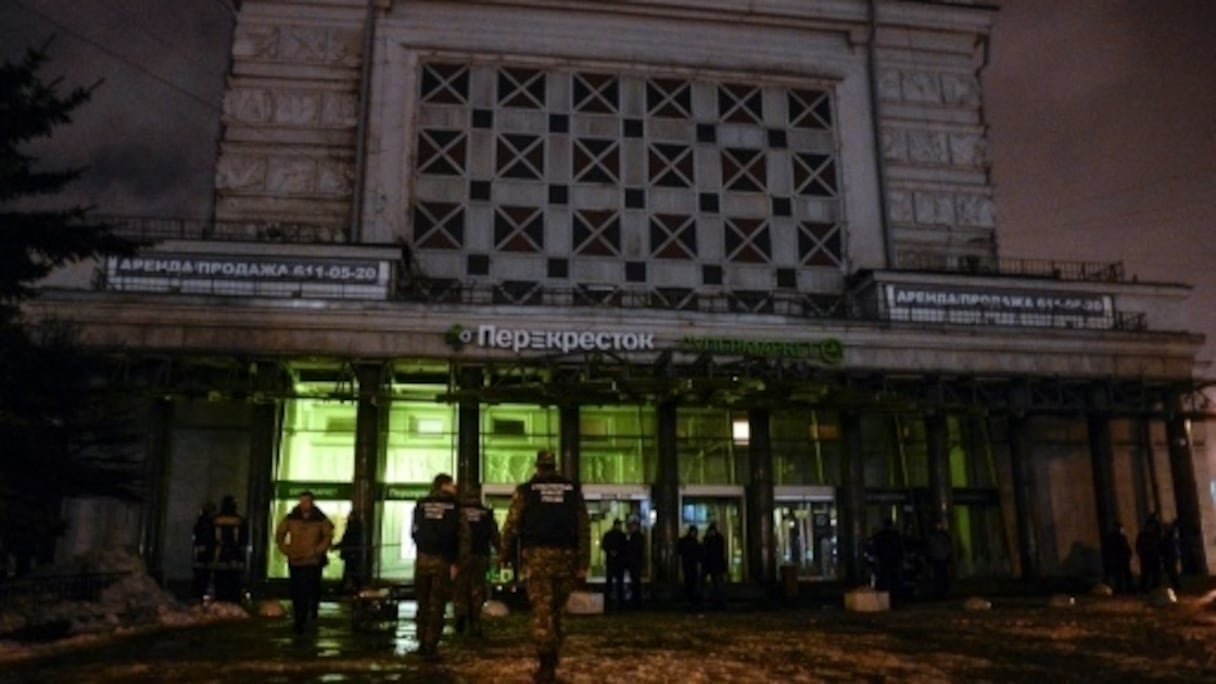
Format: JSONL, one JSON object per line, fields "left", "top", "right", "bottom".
{"left": 4, "top": 594, "right": 1216, "bottom": 683}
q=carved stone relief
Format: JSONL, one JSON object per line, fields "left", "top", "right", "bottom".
{"left": 878, "top": 69, "right": 903, "bottom": 102}
{"left": 956, "top": 194, "right": 996, "bottom": 227}
{"left": 216, "top": 156, "right": 267, "bottom": 192}
{"left": 901, "top": 72, "right": 942, "bottom": 104}
{"left": 907, "top": 130, "right": 949, "bottom": 164}
{"left": 914, "top": 191, "right": 955, "bottom": 225}
{"left": 321, "top": 92, "right": 359, "bottom": 127}
{"left": 273, "top": 91, "right": 322, "bottom": 126}
{"left": 317, "top": 159, "right": 354, "bottom": 195}
{"left": 949, "top": 134, "right": 988, "bottom": 168}
{"left": 888, "top": 189, "right": 915, "bottom": 223}
{"left": 941, "top": 73, "right": 982, "bottom": 106}
{"left": 226, "top": 89, "right": 273, "bottom": 124}
{"left": 232, "top": 24, "right": 278, "bottom": 60}
{"left": 266, "top": 157, "right": 317, "bottom": 194}
{"left": 882, "top": 128, "right": 908, "bottom": 162}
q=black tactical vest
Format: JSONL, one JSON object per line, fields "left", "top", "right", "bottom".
{"left": 413, "top": 493, "right": 459, "bottom": 560}
{"left": 213, "top": 514, "right": 245, "bottom": 565}
{"left": 461, "top": 504, "right": 496, "bottom": 556}
{"left": 518, "top": 474, "right": 580, "bottom": 549}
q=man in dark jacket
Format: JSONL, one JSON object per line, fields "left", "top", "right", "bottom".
{"left": 501, "top": 449, "right": 590, "bottom": 684}
{"left": 676, "top": 525, "right": 702, "bottom": 610}
{"left": 335, "top": 511, "right": 365, "bottom": 594}
{"left": 925, "top": 520, "right": 953, "bottom": 600}
{"left": 191, "top": 501, "right": 216, "bottom": 601}
{"left": 454, "top": 483, "right": 500, "bottom": 637}
{"left": 701, "top": 522, "right": 727, "bottom": 609}
{"left": 274, "top": 491, "right": 334, "bottom": 633}
{"left": 601, "top": 519, "right": 626, "bottom": 609}
{"left": 623, "top": 519, "right": 645, "bottom": 606}
{"left": 870, "top": 519, "right": 904, "bottom": 601}
{"left": 212, "top": 495, "right": 248, "bottom": 604}
{"left": 1136, "top": 515, "right": 1163, "bottom": 593}
{"left": 1102, "top": 523, "right": 1133, "bottom": 594}
{"left": 412, "top": 473, "right": 463, "bottom": 659}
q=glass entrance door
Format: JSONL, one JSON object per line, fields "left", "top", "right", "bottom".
{"left": 585, "top": 486, "right": 651, "bottom": 580}
{"left": 774, "top": 487, "right": 837, "bottom": 580}
{"left": 679, "top": 492, "right": 745, "bottom": 582}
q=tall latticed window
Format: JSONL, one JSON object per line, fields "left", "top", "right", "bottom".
{"left": 409, "top": 59, "right": 846, "bottom": 316}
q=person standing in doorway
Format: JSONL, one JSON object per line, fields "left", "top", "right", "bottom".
{"left": 925, "top": 519, "right": 953, "bottom": 600}
{"left": 191, "top": 501, "right": 216, "bottom": 601}
{"left": 1136, "top": 514, "right": 1163, "bottom": 593}
{"left": 412, "top": 473, "right": 462, "bottom": 659}
{"left": 601, "top": 518, "right": 627, "bottom": 609}
{"left": 870, "top": 519, "right": 904, "bottom": 603}
{"left": 274, "top": 491, "right": 334, "bottom": 634}
{"left": 701, "top": 522, "right": 727, "bottom": 610}
{"left": 455, "top": 483, "right": 500, "bottom": 638}
{"left": 676, "top": 525, "right": 702, "bottom": 610}
{"left": 623, "top": 518, "right": 645, "bottom": 607}
{"left": 335, "top": 511, "right": 365, "bottom": 594}
{"left": 1102, "top": 523, "right": 1134, "bottom": 594}
{"left": 212, "top": 495, "right": 248, "bottom": 604}
{"left": 501, "top": 449, "right": 590, "bottom": 684}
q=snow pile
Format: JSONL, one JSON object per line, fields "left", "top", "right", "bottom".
{"left": 0, "top": 549, "right": 247, "bottom": 640}
{"left": 1090, "top": 583, "right": 1114, "bottom": 597}
{"left": 962, "top": 596, "right": 992, "bottom": 611}
{"left": 1047, "top": 594, "right": 1076, "bottom": 608}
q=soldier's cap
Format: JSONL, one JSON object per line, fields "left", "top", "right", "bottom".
{"left": 432, "top": 473, "right": 454, "bottom": 489}
{"left": 613, "top": 518, "right": 623, "bottom": 525}
{"left": 535, "top": 449, "right": 557, "bottom": 467}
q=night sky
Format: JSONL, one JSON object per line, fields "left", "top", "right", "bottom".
{"left": 3, "top": 0, "right": 1215, "bottom": 371}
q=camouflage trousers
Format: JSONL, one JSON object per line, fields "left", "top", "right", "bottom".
{"left": 453, "top": 554, "right": 490, "bottom": 630}
{"left": 523, "top": 547, "right": 579, "bottom": 657}
{"left": 414, "top": 552, "right": 452, "bottom": 651}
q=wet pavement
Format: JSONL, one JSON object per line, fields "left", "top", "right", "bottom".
{"left": 4, "top": 595, "right": 1216, "bottom": 683}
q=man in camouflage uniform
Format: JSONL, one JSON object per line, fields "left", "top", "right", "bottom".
{"left": 411, "top": 473, "right": 465, "bottom": 659}
{"left": 454, "top": 483, "right": 501, "bottom": 637}
{"left": 501, "top": 449, "right": 590, "bottom": 684}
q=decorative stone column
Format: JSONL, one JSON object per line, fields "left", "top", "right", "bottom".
{"left": 924, "top": 411, "right": 953, "bottom": 529}
{"left": 140, "top": 398, "right": 174, "bottom": 579}
{"left": 654, "top": 400, "right": 680, "bottom": 589}
{"left": 246, "top": 398, "right": 280, "bottom": 584}
{"left": 746, "top": 408, "right": 776, "bottom": 587}
{"left": 1007, "top": 412, "right": 1040, "bottom": 579}
{"left": 838, "top": 409, "right": 866, "bottom": 586}
{"left": 457, "top": 367, "right": 482, "bottom": 488}
{"left": 353, "top": 363, "right": 386, "bottom": 581}
{"left": 1087, "top": 399, "right": 1119, "bottom": 567}
{"left": 560, "top": 404, "right": 581, "bottom": 482}
{"left": 1165, "top": 390, "right": 1208, "bottom": 574}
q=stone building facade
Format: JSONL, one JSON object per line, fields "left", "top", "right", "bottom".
{"left": 33, "top": 0, "right": 1216, "bottom": 591}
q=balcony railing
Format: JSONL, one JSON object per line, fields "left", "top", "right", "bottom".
{"left": 895, "top": 251, "right": 1127, "bottom": 283}
{"left": 96, "top": 215, "right": 345, "bottom": 243}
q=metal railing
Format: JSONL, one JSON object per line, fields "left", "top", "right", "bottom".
{"left": 895, "top": 251, "right": 1127, "bottom": 283}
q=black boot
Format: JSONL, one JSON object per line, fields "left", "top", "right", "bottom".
{"left": 534, "top": 652, "right": 557, "bottom": 684}
{"left": 455, "top": 615, "right": 466, "bottom": 635}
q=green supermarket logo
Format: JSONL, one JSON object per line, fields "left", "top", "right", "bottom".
{"left": 444, "top": 324, "right": 473, "bottom": 351}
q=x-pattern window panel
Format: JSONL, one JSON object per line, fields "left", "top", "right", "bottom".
{"left": 497, "top": 134, "right": 545, "bottom": 180}
{"left": 409, "top": 58, "right": 847, "bottom": 301}
{"left": 646, "top": 78, "right": 693, "bottom": 119}
{"left": 494, "top": 280, "right": 543, "bottom": 305}
{"left": 648, "top": 143, "right": 694, "bottom": 188}
{"left": 724, "top": 218, "right": 771, "bottom": 263}
{"left": 573, "top": 73, "right": 619, "bottom": 114}
{"left": 417, "top": 129, "right": 467, "bottom": 176}
{"left": 573, "top": 138, "right": 620, "bottom": 184}
{"left": 718, "top": 83, "right": 764, "bottom": 124}
{"left": 498, "top": 68, "right": 546, "bottom": 109}
{"left": 788, "top": 89, "right": 833, "bottom": 130}
{"left": 721, "top": 148, "right": 766, "bottom": 192}
{"left": 649, "top": 214, "right": 697, "bottom": 260}
{"left": 798, "top": 222, "right": 843, "bottom": 267}
{"left": 575, "top": 283, "right": 622, "bottom": 307}
{"left": 413, "top": 202, "right": 465, "bottom": 249}
{"left": 420, "top": 63, "right": 469, "bottom": 105}
{"left": 494, "top": 206, "right": 545, "bottom": 252}
{"left": 792, "top": 152, "right": 838, "bottom": 197}
{"left": 573, "top": 209, "right": 621, "bottom": 257}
